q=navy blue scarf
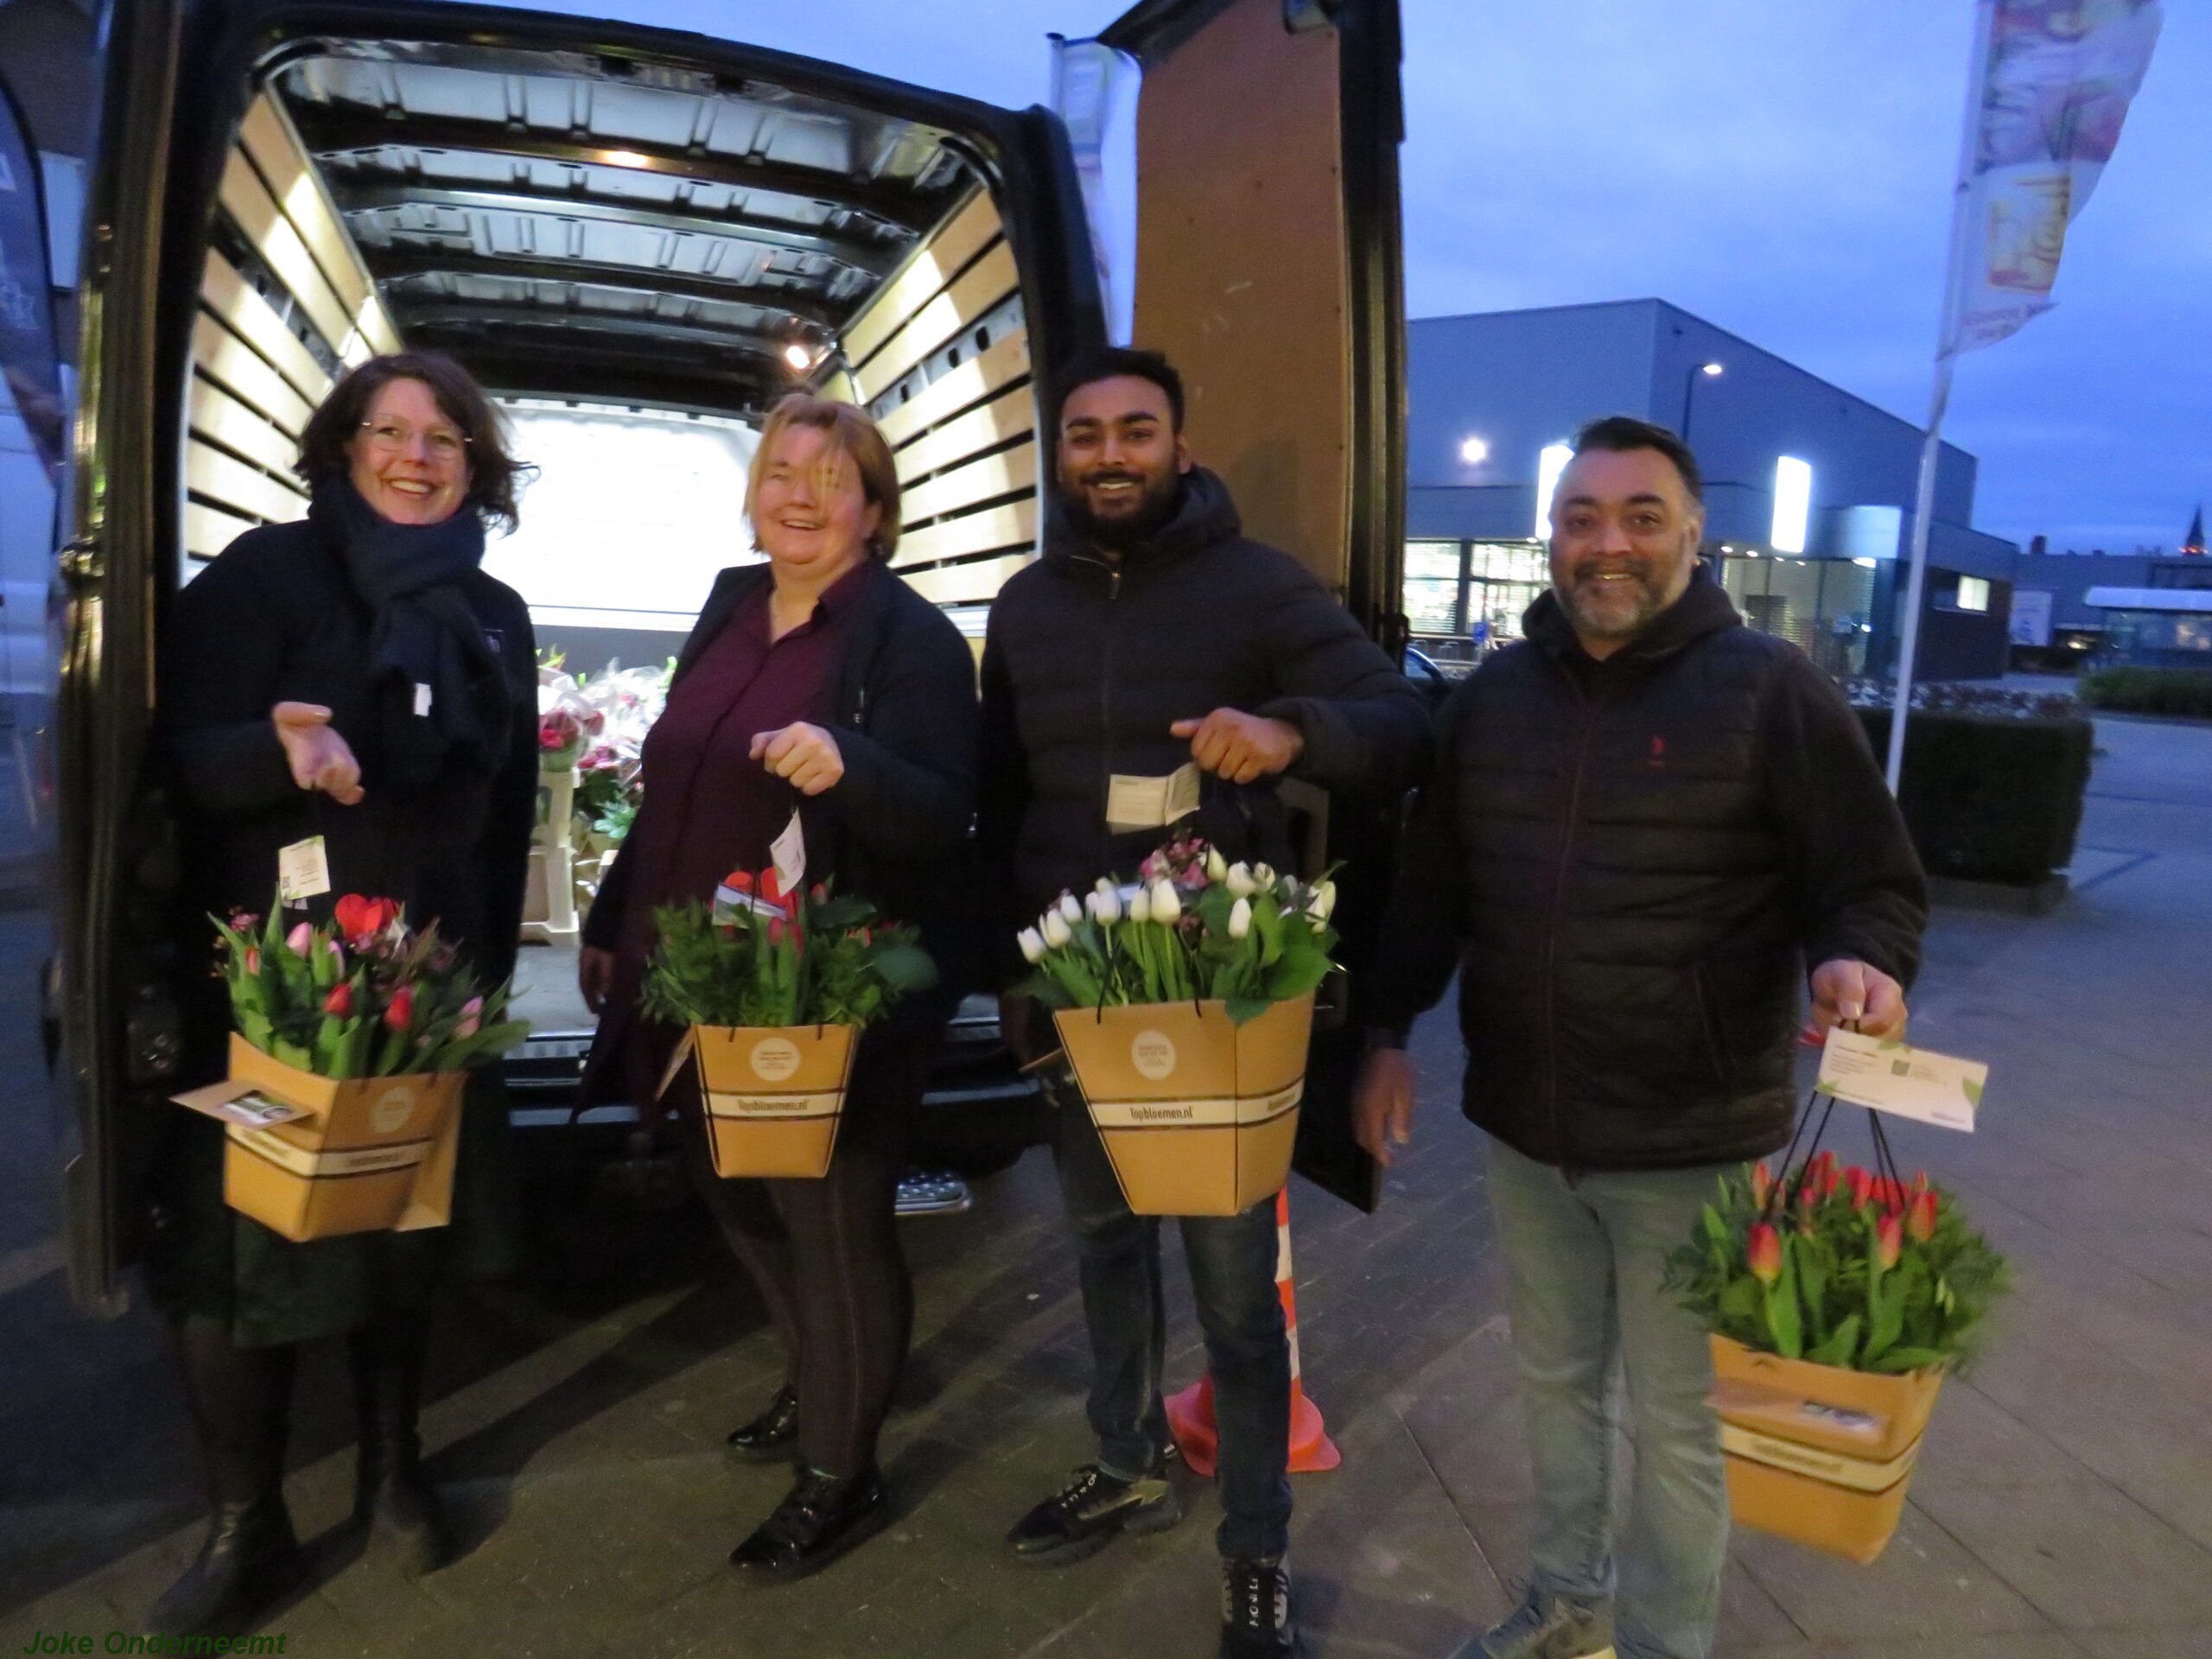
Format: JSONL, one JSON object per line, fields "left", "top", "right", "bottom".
{"left": 310, "top": 477, "right": 509, "bottom": 791}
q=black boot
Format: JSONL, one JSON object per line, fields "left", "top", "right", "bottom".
{"left": 728, "top": 1468, "right": 888, "bottom": 1582}
{"left": 725, "top": 1383, "right": 801, "bottom": 1464}
{"left": 1220, "top": 1555, "right": 1300, "bottom": 1659}
{"left": 147, "top": 1325, "right": 302, "bottom": 1636}
{"left": 349, "top": 1311, "right": 452, "bottom": 1576}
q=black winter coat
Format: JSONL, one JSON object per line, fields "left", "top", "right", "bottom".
{"left": 165, "top": 517, "right": 539, "bottom": 1007}
{"left": 1369, "top": 571, "right": 1928, "bottom": 1172}
{"left": 978, "top": 467, "right": 1430, "bottom": 972}
{"left": 582, "top": 557, "right": 980, "bottom": 1056}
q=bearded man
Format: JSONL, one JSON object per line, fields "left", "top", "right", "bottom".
{"left": 977, "top": 346, "right": 1427, "bottom": 1659}
{"left": 1353, "top": 415, "right": 1928, "bottom": 1659}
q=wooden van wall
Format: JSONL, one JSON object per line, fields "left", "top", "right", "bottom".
{"left": 184, "top": 95, "right": 401, "bottom": 571}
{"left": 837, "top": 189, "right": 1039, "bottom": 608}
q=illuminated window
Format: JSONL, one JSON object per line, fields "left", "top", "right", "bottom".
{"left": 1955, "top": 575, "right": 1990, "bottom": 613}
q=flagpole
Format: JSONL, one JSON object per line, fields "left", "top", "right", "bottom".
{"left": 1886, "top": 0, "right": 1999, "bottom": 794}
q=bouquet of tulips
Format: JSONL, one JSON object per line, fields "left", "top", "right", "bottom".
{"left": 213, "top": 893, "right": 529, "bottom": 1080}
{"left": 1016, "top": 830, "right": 1340, "bottom": 1024}
{"left": 1667, "top": 1148, "right": 2009, "bottom": 1374}
{"left": 641, "top": 870, "right": 938, "bottom": 1031}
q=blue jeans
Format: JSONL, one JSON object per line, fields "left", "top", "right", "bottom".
{"left": 1052, "top": 1101, "right": 1292, "bottom": 1561}
{"left": 1484, "top": 1136, "right": 1729, "bottom": 1659}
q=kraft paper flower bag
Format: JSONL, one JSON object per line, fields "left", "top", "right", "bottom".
{"left": 644, "top": 871, "right": 938, "bottom": 1179}
{"left": 1666, "top": 1072, "right": 2009, "bottom": 1564}
{"left": 1019, "top": 831, "right": 1338, "bottom": 1217}
{"left": 173, "top": 894, "right": 531, "bottom": 1243}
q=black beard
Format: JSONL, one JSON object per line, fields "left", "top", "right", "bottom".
{"left": 1058, "top": 472, "right": 1183, "bottom": 550}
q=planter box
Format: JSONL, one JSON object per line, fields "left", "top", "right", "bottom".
{"left": 1709, "top": 1335, "right": 1945, "bottom": 1564}
{"left": 670, "top": 1023, "right": 857, "bottom": 1179}
{"left": 174, "top": 1034, "right": 465, "bottom": 1243}
{"left": 1054, "top": 993, "right": 1313, "bottom": 1217}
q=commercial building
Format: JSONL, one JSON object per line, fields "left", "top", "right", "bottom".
{"left": 1405, "top": 299, "right": 2019, "bottom": 680}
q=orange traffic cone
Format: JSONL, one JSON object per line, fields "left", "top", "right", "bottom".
{"left": 1166, "top": 1188, "right": 1341, "bottom": 1476}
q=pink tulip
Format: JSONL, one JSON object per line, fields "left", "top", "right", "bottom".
{"left": 1906, "top": 1189, "right": 1938, "bottom": 1243}
{"left": 1747, "top": 1223, "right": 1783, "bottom": 1284}
{"left": 285, "top": 921, "right": 315, "bottom": 956}
{"left": 453, "top": 1015, "right": 480, "bottom": 1040}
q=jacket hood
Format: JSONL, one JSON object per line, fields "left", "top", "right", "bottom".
{"left": 1041, "top": 465, "right": 1243, "bottom": 575}
{"left": 1522, "top": 563, "right": 1742, "bottom": 670}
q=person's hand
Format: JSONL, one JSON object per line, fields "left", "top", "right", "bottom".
{"left": 1169, "top": 708, "right": 1304, "bottom": 785}
{"left": 578, "top": 946, "right": 617, "bottom": 1016}
{"left": 271, "top": 702, "right": 364, "bottom": 804}
{"left": 750, "top": 722, "right": 844, "bottom": 796}
{"left": 1353, "top": 1046, "right": 1417, "bottom": 1167}
{"left": 1809, "top": 958, "right": 1908, "bottom": 1040}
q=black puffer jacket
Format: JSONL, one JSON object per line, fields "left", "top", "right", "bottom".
{"left": 979, "top": 467, "right": 1429, "bottom": 972}
{"left": 1369, "top": 571, "right": 1928, "bottom": 1171}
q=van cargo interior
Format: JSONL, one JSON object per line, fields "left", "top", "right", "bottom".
{"left": 183, "top": 37, "right": 1051, "bottom": 1069}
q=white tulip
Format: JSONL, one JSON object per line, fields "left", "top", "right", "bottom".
{"left": 1041, "top": 909, "right": 1073, "bottom": 948}
{"left": 1128, "top": 885, "right": 1154, "bottom": 925}
{"left": 1307, "top": 879, "right": 1338, "bottom": 921}
{"left": 1087, "top": 887, "right": 1122, "bottom": 925}
{"left": 1229, "top": 897, "right": 1253, "bottom": 939}
{"left": 1150, "top": 880, "right": 1182, "bottom": 924}
{"left": 1253, "top": 862, "right": 1277, "bottom": 893}
{"left": 1205, "top": 847, "right": 1229, "bottom": 883}
{"left": 1019, "top": 927, "right": 1048, "bottom": 963}
{"left": 1225, "top": 861, "right": 1257, "bottom": 898}
{"left": 1095, "top": 876, "right": 1117, "bottom": 896}
{"left": 1058, "top": 892, "right": 1084, "bottom": 925}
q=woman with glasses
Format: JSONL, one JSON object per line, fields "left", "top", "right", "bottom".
{"left": 147, "top": 352, "right": 538, "bottom": 1635}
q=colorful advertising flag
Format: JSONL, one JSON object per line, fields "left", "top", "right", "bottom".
{"left": 0, "top": 76, "right": 63, "bottom": 477}
{"left": 1945, "top": 0, "right": 2163, "bottom": 356}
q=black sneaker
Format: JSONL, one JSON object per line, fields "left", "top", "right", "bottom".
{"left": 728, "top": 1467, "right": 888, "bottom": 1583}
{"left": 1006, "top": 1462, "right": 1183, "bottom": 1565}
{"left": 1221, "top": 1556, "right": 1298, "bottom": 1658}
{"left": 724, "top": 1384, "right": 800, "bottom": 1465}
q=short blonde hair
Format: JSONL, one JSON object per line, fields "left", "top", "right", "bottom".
{"left": 746, "top": 393, "right": 903, "bottom": 561}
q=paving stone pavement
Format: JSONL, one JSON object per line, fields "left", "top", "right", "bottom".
{"left": 1, "top": 713, "right": 2207, "bottom": 1657}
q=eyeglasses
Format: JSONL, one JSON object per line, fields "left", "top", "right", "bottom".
{"left": 359, "top": 418, "right": 470, "bottom": 461}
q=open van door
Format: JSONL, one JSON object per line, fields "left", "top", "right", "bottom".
{"left": 1098, "top": 0, "right": 1408, "bottom": 1211}
{"left": 52, "top": 0, "right": 1113, "bottom": 1308}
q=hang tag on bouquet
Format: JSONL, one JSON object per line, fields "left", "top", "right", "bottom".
{"left": 771, "top": 810, "right": 807, "bottom": 897}
{"left": 169, "top": 1083, "right": 313, "bottom": 1130}
{"left": 277, "top": 836, "right": 331, "bottom": 903}
{"left": 1817, "top": 1029, "right": 1986, "bottom": 1133}
{"left": 1106, "top": 763, "right": 1201, "bottom": 833}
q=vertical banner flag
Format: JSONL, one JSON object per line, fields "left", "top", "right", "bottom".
{"left": 1946, "top": 0, "right": 2163, "bottom": 356}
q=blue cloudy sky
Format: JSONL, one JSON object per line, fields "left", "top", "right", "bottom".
{"left": 507, "top": 0, "right": 2209, "bottom": 553}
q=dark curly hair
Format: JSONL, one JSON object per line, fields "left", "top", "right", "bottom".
{"left": 293, "top": 351, "right": 534, "bottom": 531}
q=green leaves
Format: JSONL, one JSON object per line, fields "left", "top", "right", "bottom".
{"left": 639, "top": 887, "right": 937, "bottom": 1032}
{"left": 1662, "top": 1153, "right": 2010, "bottom": 1376}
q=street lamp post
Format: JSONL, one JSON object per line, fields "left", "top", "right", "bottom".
{"left": 1681, "top": 359, "right": 1724, "bottom": 443}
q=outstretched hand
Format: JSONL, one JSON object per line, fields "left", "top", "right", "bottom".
{"left": 1169, "top": 708, "right": 1303, "bottom": 785}
{"left": 271, "top": 702, "right": 364, "bottom": 805}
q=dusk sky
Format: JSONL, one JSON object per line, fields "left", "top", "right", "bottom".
{"left": 506, "top": 0, "right": 2209, "bottom": 555}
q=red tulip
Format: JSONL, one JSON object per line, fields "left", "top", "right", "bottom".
{"left": 810, "top": 883, "right": 829, "bottom": 903}
{"left": 383, "top": 986, "right": 415, "bottom": 1032}
{"left": 1876, "top": 1176, "right": 1906, "bottom": 1211}
{"left": 761, "top": 868, "right": 785, "bottom": 906}
{"left": 723, "top": 870, "right": 755, "bottom": 893}
{"left": 244, "top": 946, "right": 260, "bottom": 976}
{"left": 1911, "top": 1168, "right": 1931, "bottom": 1198}
{"left": 1749, "top": 1161, "right": 1773, "bottom": 1208}
{"left": 767, "top": 918, "right": 786, "bottom": 948}
{"left": 1906, "top": 1188, "right": 1938, "bottom": 1243}
{"left": 1747, "top": 1223, "right": 1783, "bottom": 1284}
{"left": 1814, "top": 1151, "right": 1842, "bottom": 1198}
{"left": 1875, "top": 1211, "right": 1903, "bottom": 1269}
{"left": 334, "top": 894, "right": 400, "bottom": 939}
{"left": 1798, "top": 1182, "right": 1819, "bottom": 1209}
{"left": 322, "top": 982, "right": 353, "bottom": 1017}
{"left": 1843, "top": 1166, "right": 1875, "bottom": 1210}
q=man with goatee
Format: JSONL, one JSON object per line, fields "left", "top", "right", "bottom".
{"left": 1354, "top": 416, "right": 1928, "bottom": 1659}
{"left": 979, "top": 346, "right": 1427, "bottom": 1659}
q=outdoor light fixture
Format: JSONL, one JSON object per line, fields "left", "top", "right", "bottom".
{"left": 782, "top": 342, "right": 813, "bottom": 372}
{"left": 1459, "top": 435, "right": 1490, "bottom": 465}
{"left": 1701, "top": 361, "right": 1724, "bottom": 378}
{"left": 1535, "top": 442, "right": 1573, "bottom": 540}
{"left": 1771, "top": 456, "right": 1812, "bottom": 554}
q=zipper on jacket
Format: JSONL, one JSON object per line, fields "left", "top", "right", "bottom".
{"left": 1099, "top": 562, "right": 1122, "bottom": 874}
{"left": 1541, "top": 673, "right": 1606, "bottom": 1166}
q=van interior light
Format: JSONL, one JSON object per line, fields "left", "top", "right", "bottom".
{"left": 1534, "top": 442, "right": 1573, "bottom": 539}
{"left": 601, "top": 149, "right": 653, "bottom": 169}
{"left": 782, "top": 342, "right": 813, "bottom": 372}
{"left": 1459, "top": 435, "right": 1490, "bottom": 465}
{"left": 1771, "top": 456, "right": 1812, "bottom": 554}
